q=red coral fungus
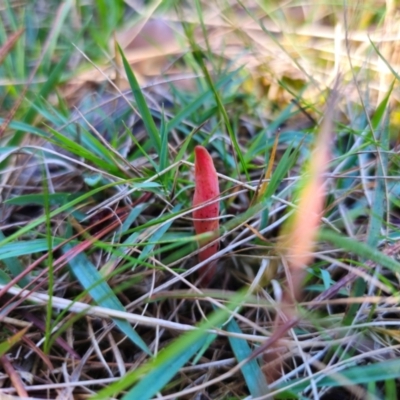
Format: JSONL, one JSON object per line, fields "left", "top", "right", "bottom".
{"left": 192, "top": 145, "right": 220, "bottom": 286}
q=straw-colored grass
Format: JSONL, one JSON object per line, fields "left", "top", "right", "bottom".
{"left": 1, "top": 1, "right": 400, "bottom": 399}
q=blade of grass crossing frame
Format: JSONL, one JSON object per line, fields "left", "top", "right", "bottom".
{"left": 226, "top": 318, "right": 269, "bottom": 397}
{"left": 118, "top": 44, "right": 161, "bottom": 154}
{"left": 125, "top": 123, "right": 159, "bottom": 170}
{"left": 369, "top": 37, "right": 400, "bottom": 82}
{"left": 173, "top": 121, "right": 207, "bottom": 164}
{"left": 62, "top": 243, "right": 151, "bottom": 355}
{"left": 385, "top": 378, "right": 397, "bottom": 400}
{"left": 4, "top": 193, "right": 82, "bottom": 207}
{"left": 118, "top": 204, "right": 148, "bottom": 241}
{"left": 192, "top": 333, "right": 218, "bottom": 365}
{"left": 0, "top": 238, "right": 64, "bottom": 258}
{"left": 201, "top": 63, "right": 249, "bottom": 180}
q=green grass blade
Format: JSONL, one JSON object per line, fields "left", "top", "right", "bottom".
{"left": 198, "top": 63, "right": 249, "bottom": 180}
{"left": 0, "top": 327, "right": 29, "bottom": 357}
{"left": 133, "top": 204, "right": 182, "bottom": 268}
{"left": 120, "top": 336, "right": 211, "bottom": 400}
{"left": 43, "top": 167, "right": 54, "bottom": 354}
{"left": 42, "top": 0, "right": 74, "bottom": 72}
{"left": 118, "top": 44, "right": 161, "bottom": 153}
{"left": 62, "top": 243, "right": 151, "bottom": 355}
{"left": 9, "top": 25, "right": 83, "bottom": 149}
{"left": 385, "top": 378, "right": 397, "bottom": 400}
{"left": 367, "top": 89, "right": 391, "bottom": 247}
{"left": 226, "top": 318, "right": 269, "bottom": 397}
{"left": 0, "top": 238, "right": 64, "bottom": 259}
{"left": 90, "top": 290, "right": 247, "bottom": 400}
{"left": 158, "top": 108, "right": 169, "bottom": 180}
{"left": 166, "top": 68, "right": 242, "bottom": 132}
{"left": 318, "top": 229, "right": 400, "bottom": 274}
{"left": 285, "top": 358, "right": 400, "bottom": 392}
{"left": 0, "top": 231, "right": 30, "bottom": 287}
{"left": 0, "top": 118, "right": 49, "bottom": 136}
{"left": 4, "top": 193, "right": 82, "bottom": 207}
{"left": 45, "top": 126, "right": 119, "bottom": 172}
{"left": 182, "top": 23, "right": 249, "bottom": 180}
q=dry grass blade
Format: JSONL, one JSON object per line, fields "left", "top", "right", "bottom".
{"left": 2, "top": 2, "right": 400, "bottom": 399}
{"left": 263, "top": 84, "right": 338, "bottom": 384}
{"left": 0, "top": 28, "right": 24, "bottom": 66}
{"left": 0, "top": 355, "right": 28, "bottom": 398}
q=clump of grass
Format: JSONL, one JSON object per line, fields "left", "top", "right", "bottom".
{"left": 1, "top": 1, "right": 400, "bottom": 399}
